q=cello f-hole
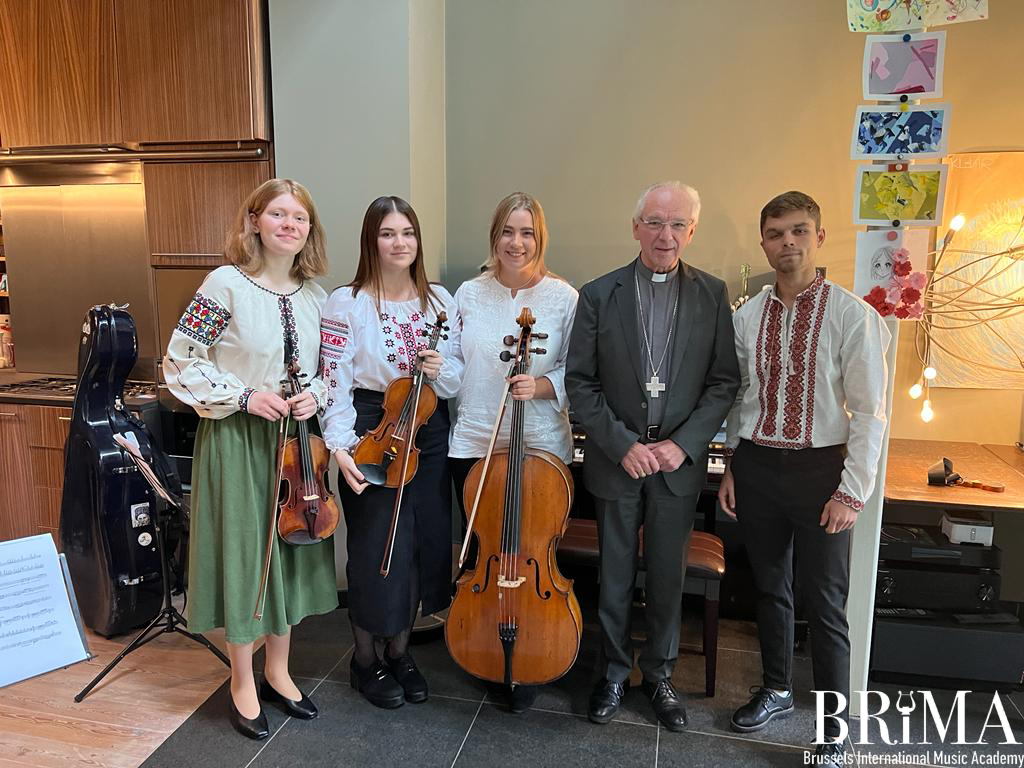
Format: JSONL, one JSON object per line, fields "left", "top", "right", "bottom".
{"left": 526, "top": 557, "right": 551, "bottom": 599}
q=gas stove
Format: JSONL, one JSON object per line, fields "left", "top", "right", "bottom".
{"left": 0, "top": 376, "right": 157, "bottom": 405}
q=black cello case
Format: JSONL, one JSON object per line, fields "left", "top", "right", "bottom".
{"left": 59, "top": 304, "right": 180, "bottom": 637}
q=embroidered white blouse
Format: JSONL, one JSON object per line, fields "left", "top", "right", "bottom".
{"left": 448, "top": 273, "right": 578, "bottom": 464}
{"left": 725, "top": 274, "right": 892, "bottom": 510}
{"left": 163, "top": 265, "right": 328, "bottom": 419}
{"left": 319, "top": 285, "right": 462, "bottom": 453}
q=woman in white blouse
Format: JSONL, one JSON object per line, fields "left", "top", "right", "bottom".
{"left": 164, "top": 179, "right": 338, "bottom": 740}
{"left": 320, "top": 196, "right": 461, "bottom": 709}
{"left": 449, "top": 192, "right": 579, "bottom": 712}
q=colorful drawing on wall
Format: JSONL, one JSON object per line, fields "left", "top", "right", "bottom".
{"left": 863, "top": 32, "right": 945, "bottom": 100}
{"left": 854, "top": 229, "right": 930, "bottom": 319}
{"left": 854, "top": 164, "right": 947, "bottom": 226}
{"left": 847, "top": 1, "right": 988, "bottom": 33}
{"left": 929, "top": 152, "right": 1024, "bottom": 390}
{"left": 852, "top": 105, "right": 949, "bottom": 160}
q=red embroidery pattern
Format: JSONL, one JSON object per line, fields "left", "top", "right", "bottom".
{"left": 754, "top": 299, "right": 784, "bottom": 438}
{"left": 831, "top": 490, "right": 864, "bottom": 511}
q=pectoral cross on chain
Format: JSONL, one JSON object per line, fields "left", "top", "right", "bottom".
{"left": 646, "top": 374, "right": 666, "bottom": 398}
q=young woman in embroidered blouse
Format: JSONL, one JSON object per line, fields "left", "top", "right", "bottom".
{"left": 320, "top": 196, "right": 461, "bottom": 709}
{"left": 164, "top": 179, "right": 338, "bottom": 740}
{"left": 448, "top": 191, "right": 578, "bottom": 713}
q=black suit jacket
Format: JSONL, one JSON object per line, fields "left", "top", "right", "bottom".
{"left": 565, "top": 259, "right": 740, "bottom": 499}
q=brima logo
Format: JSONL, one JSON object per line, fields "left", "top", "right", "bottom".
{"left": 815, "top": 690, "right": 1022, "bottom": 746}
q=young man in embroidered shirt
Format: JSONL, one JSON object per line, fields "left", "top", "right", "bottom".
{"left": 717, "top": 191, "right": 890, "bottom": 764}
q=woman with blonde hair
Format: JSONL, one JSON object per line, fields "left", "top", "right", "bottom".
{"left": 164, "top": 178, "right": 338, "bottom": 739}
{"left": 448, "top": 192, "right": 578, "bottom": 712}
{"left": 320, "top": 196, "right": 461, "bottom": 709}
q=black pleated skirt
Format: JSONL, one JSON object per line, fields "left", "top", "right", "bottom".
{"left": 339, "top": 388, "right": 452, "bottom": 637}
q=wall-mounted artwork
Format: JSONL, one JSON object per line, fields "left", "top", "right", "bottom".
{"left": 851, "top": 105, "right": 950, "bottom": 160}
{"left": 854, "top": 229, "right": 930, "bottom": 319}
{"left": 863, "top": 32, "right": 945, "bottom": 100}
{"left": 848, "top": 1, "right": 988, "bottom": 33}
{"left": 854, "top": 164, "right": 947, "bottom": 226}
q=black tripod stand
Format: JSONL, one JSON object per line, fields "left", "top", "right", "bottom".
{"left": 75, "top": 455, "right": 229, "bottom": 702}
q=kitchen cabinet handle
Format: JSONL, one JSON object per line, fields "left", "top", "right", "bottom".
{"left": 58, "top": 416, "right": 72, "bottom": 421}
{"left": 0, "top": 412, "right": 17, "bottom": 417}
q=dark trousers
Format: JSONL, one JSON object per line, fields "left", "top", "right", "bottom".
{"left": 593, "top": 477, "right": 697, "bottom": 683}
{"left": 731, "top": 440, "right": 850, "bottom": 737}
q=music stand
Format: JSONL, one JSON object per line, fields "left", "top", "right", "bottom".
{"left": 74, "top": 435, "right": 229, "bottom": 702}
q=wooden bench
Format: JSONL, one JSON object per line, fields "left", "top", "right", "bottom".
{"left": 558, "top": 518, "right": 725, "bottom": 697}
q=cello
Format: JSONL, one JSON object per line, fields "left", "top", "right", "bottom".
{"left": 446, "top": 308, "right": 582, "bottom": 687}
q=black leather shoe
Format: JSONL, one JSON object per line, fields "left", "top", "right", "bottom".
{"left": 814, "top": 741, "right": 846, "bottom": 767}
{"left": 641, "top": 678, "right": 688, "bottom": 732}
{"left": 259, "top": 677, "right": 318, "bottom": 720}
{"left": 588, "top": 678, "right": 629, "bottom": 724}
{"left": 228, "top": 698, "right": 269, "bottom": 741}
{"left": 509, "top": 684, "right": 538, "bottom": 714}
{"left": 731, "top": 686, "right": 794, "bottom": 733}
{"left": 350, "top": 657, "right": 404, "bottom": 709}
{"left": 384, "top": 652, "right": 428, "bottom": 703}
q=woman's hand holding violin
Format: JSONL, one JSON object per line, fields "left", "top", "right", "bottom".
{"left": 287, "top": 390, "right": 318, "bottom": 421}
{"left": 247, "top": 391, "right": 290, "bottom": 421}
{"left": 507, "top": 374, "right": 555, "bottom": 401}
{"left": 335, "top": 449, "right": 370, "bottom": 494}
{"left": 417, "top": 349, "right": 443, "bottom": 381}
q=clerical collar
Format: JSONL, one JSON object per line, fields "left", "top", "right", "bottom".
{"left": 636, "top": 258, "right": 679, "bottom": 284}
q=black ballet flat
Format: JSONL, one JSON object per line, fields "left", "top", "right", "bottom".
{"left": 259, "top": 678, "right": 319, "bottom": 720}
{"left": 228, "top": 698, "right": 269, "bottom": 741}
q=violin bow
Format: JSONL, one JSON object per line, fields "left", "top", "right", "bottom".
{"left": 458, "top": 368, "right": 513, "bottom": 569}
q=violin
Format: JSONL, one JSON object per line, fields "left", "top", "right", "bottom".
{"left": 353, "top": 312, "right": 449, "bottom": 487}
{"left": 254, "top": 359, "right": 340, "bottom": 619}
{"left": 445, "top": 308, "right": 582, "bottom": 687}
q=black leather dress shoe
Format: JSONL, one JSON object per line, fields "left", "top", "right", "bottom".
{"left": 259, "top": 678, "right": 318, "bottom": 720}
{"left": 731, "top": 686, "right": 794, "bottom": 733}
{"left": 814, "top": 740, "right": 846, "bottom": 767}
{"left": 228, "top": 698, "right": 269, "bottom": 741}
{"left": 588, "top": 678, "right": 629, "bottom": 724}
{"left": 641, "top": 678, "right": 688, "bottom": 732}
{"left": 384, "top": 652, "right": 428, "bottom": 703}
{"left": 350, "top": 657, "right": 405, "bottom": 709}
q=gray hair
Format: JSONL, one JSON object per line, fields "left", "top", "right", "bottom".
{"left": 633, "top": 181, "right": 701, "bottom": 221}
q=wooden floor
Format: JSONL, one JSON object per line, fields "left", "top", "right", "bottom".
{"left": 0, "top": 608, "right": 231, "bottom": 768}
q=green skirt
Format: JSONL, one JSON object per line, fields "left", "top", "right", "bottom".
{"left": 187, "top": 412, "right": 338, "bottom": 644}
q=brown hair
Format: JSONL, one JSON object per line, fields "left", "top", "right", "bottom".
{"left": 350, "top": 196, "right": 440, "bottom": 314}
{"left": 759, "top": 190, "right": 821, "bottom": 233}
{"left": 224, "top": 178, "right": 328, "bottom": 280}
{"left": 482, "top": 192, "right": 552, "bottom": 278}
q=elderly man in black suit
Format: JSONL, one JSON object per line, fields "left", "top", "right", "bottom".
{"left": 566, "top": 181, "right": 739, "bottom": 731}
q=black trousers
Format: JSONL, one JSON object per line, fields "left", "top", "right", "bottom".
{"left": 593, "top": 477, "right": 697, "bottom": 683}
{"left": 731, "top": 440, "right": 850, "bottom": 737}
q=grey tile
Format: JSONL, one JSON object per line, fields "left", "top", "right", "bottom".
{"left": 252, "top": 681, "right": 482, "bottom": 768}
{"left": 454, "top": 702, "right": 657, "bottom": 768}
{"left": 658, "top": 729, "right": 811, "bottom": 768}
{"left": 260, "top": 607, "right": 353, "bottom": 681}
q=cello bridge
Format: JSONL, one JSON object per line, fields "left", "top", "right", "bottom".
{"left": 496, "top": 576, "right": 525, "bottom": 588}
{"left": 302, "top": 494, "right": 319, "bottom": 501}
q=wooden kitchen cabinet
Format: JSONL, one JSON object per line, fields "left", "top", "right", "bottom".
{"left": 115, "top": 0, "right": 269, "bottom": 143}
{"left": 0, "top": 403, "right": 71, "bottom": 544}
{"left": 0, "top": 0, "right": 123, "bottom": 148}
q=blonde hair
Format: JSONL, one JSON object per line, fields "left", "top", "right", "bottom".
{"left": 224, "top": 178, "right": 328, "bottom": 280}
{"left": 482, "top": 192, "right": 552, "bottom": 279}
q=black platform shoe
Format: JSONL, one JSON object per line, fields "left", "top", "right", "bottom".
{"left": 384, "top": 652, "right": 429, "bottom": 703}
{"left": 350, "top": 657, "right": 405, "bottom": 709}
{"left": 228, "top": 698, "right": 269, "bottom": 741}
{"left": 259, "top": 678, "right": 318, "bottom": 720}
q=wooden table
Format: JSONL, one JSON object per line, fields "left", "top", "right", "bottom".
{"left": 885, "top": 438, "right": 1024, "bottom": 512}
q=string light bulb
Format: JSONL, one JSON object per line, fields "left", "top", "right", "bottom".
{"left": 920, "top": 399, "right": 934, "bottom": 423}
{"left": 923, "top": 366, "right": 937, "bottom": 381}
{"left": 908, "top": 382, "right": 923, "bottom": 399}
{"left": 942, "top": 213, "right": 966, "bottom": 247}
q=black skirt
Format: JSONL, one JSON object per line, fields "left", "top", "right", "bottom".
{"left": 339, "top": 388, "right": 452, "bottom": 637}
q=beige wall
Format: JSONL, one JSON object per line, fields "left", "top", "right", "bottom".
{"left": 444, "top": 0, "right": 1024, "bottom": 444}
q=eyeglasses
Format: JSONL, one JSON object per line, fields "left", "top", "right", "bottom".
{"left": 638, "top": 218, "right": 692, "bottom": 233}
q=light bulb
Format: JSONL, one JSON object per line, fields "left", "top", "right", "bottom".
{"left": 923, "top": 366, "right": 937, "bottom": 380}
{"left": 949, "top": 214, "right": 966, "bottom": 232}
{"left": 920, "top": 399, "right": 934, "bottom": 423}
{"left": 909, "top": 383, "right": 923, "bottom": 399}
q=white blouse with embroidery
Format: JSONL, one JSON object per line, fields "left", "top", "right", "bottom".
{"left": 448, "top": 273, "right": 578, "bottom": 464}
{"left": 319, "top": 285, "right": 462, "bottom": 453}
{"left": 725, "top": 275, "right": 892, "bottom": 511}
{"left": 163, "top": 265, "right": 328, "bottom": 419}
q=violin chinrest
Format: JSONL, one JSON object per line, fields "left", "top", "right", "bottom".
{"left": 356, "top": 462, "right": 389, "bottom": 487}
